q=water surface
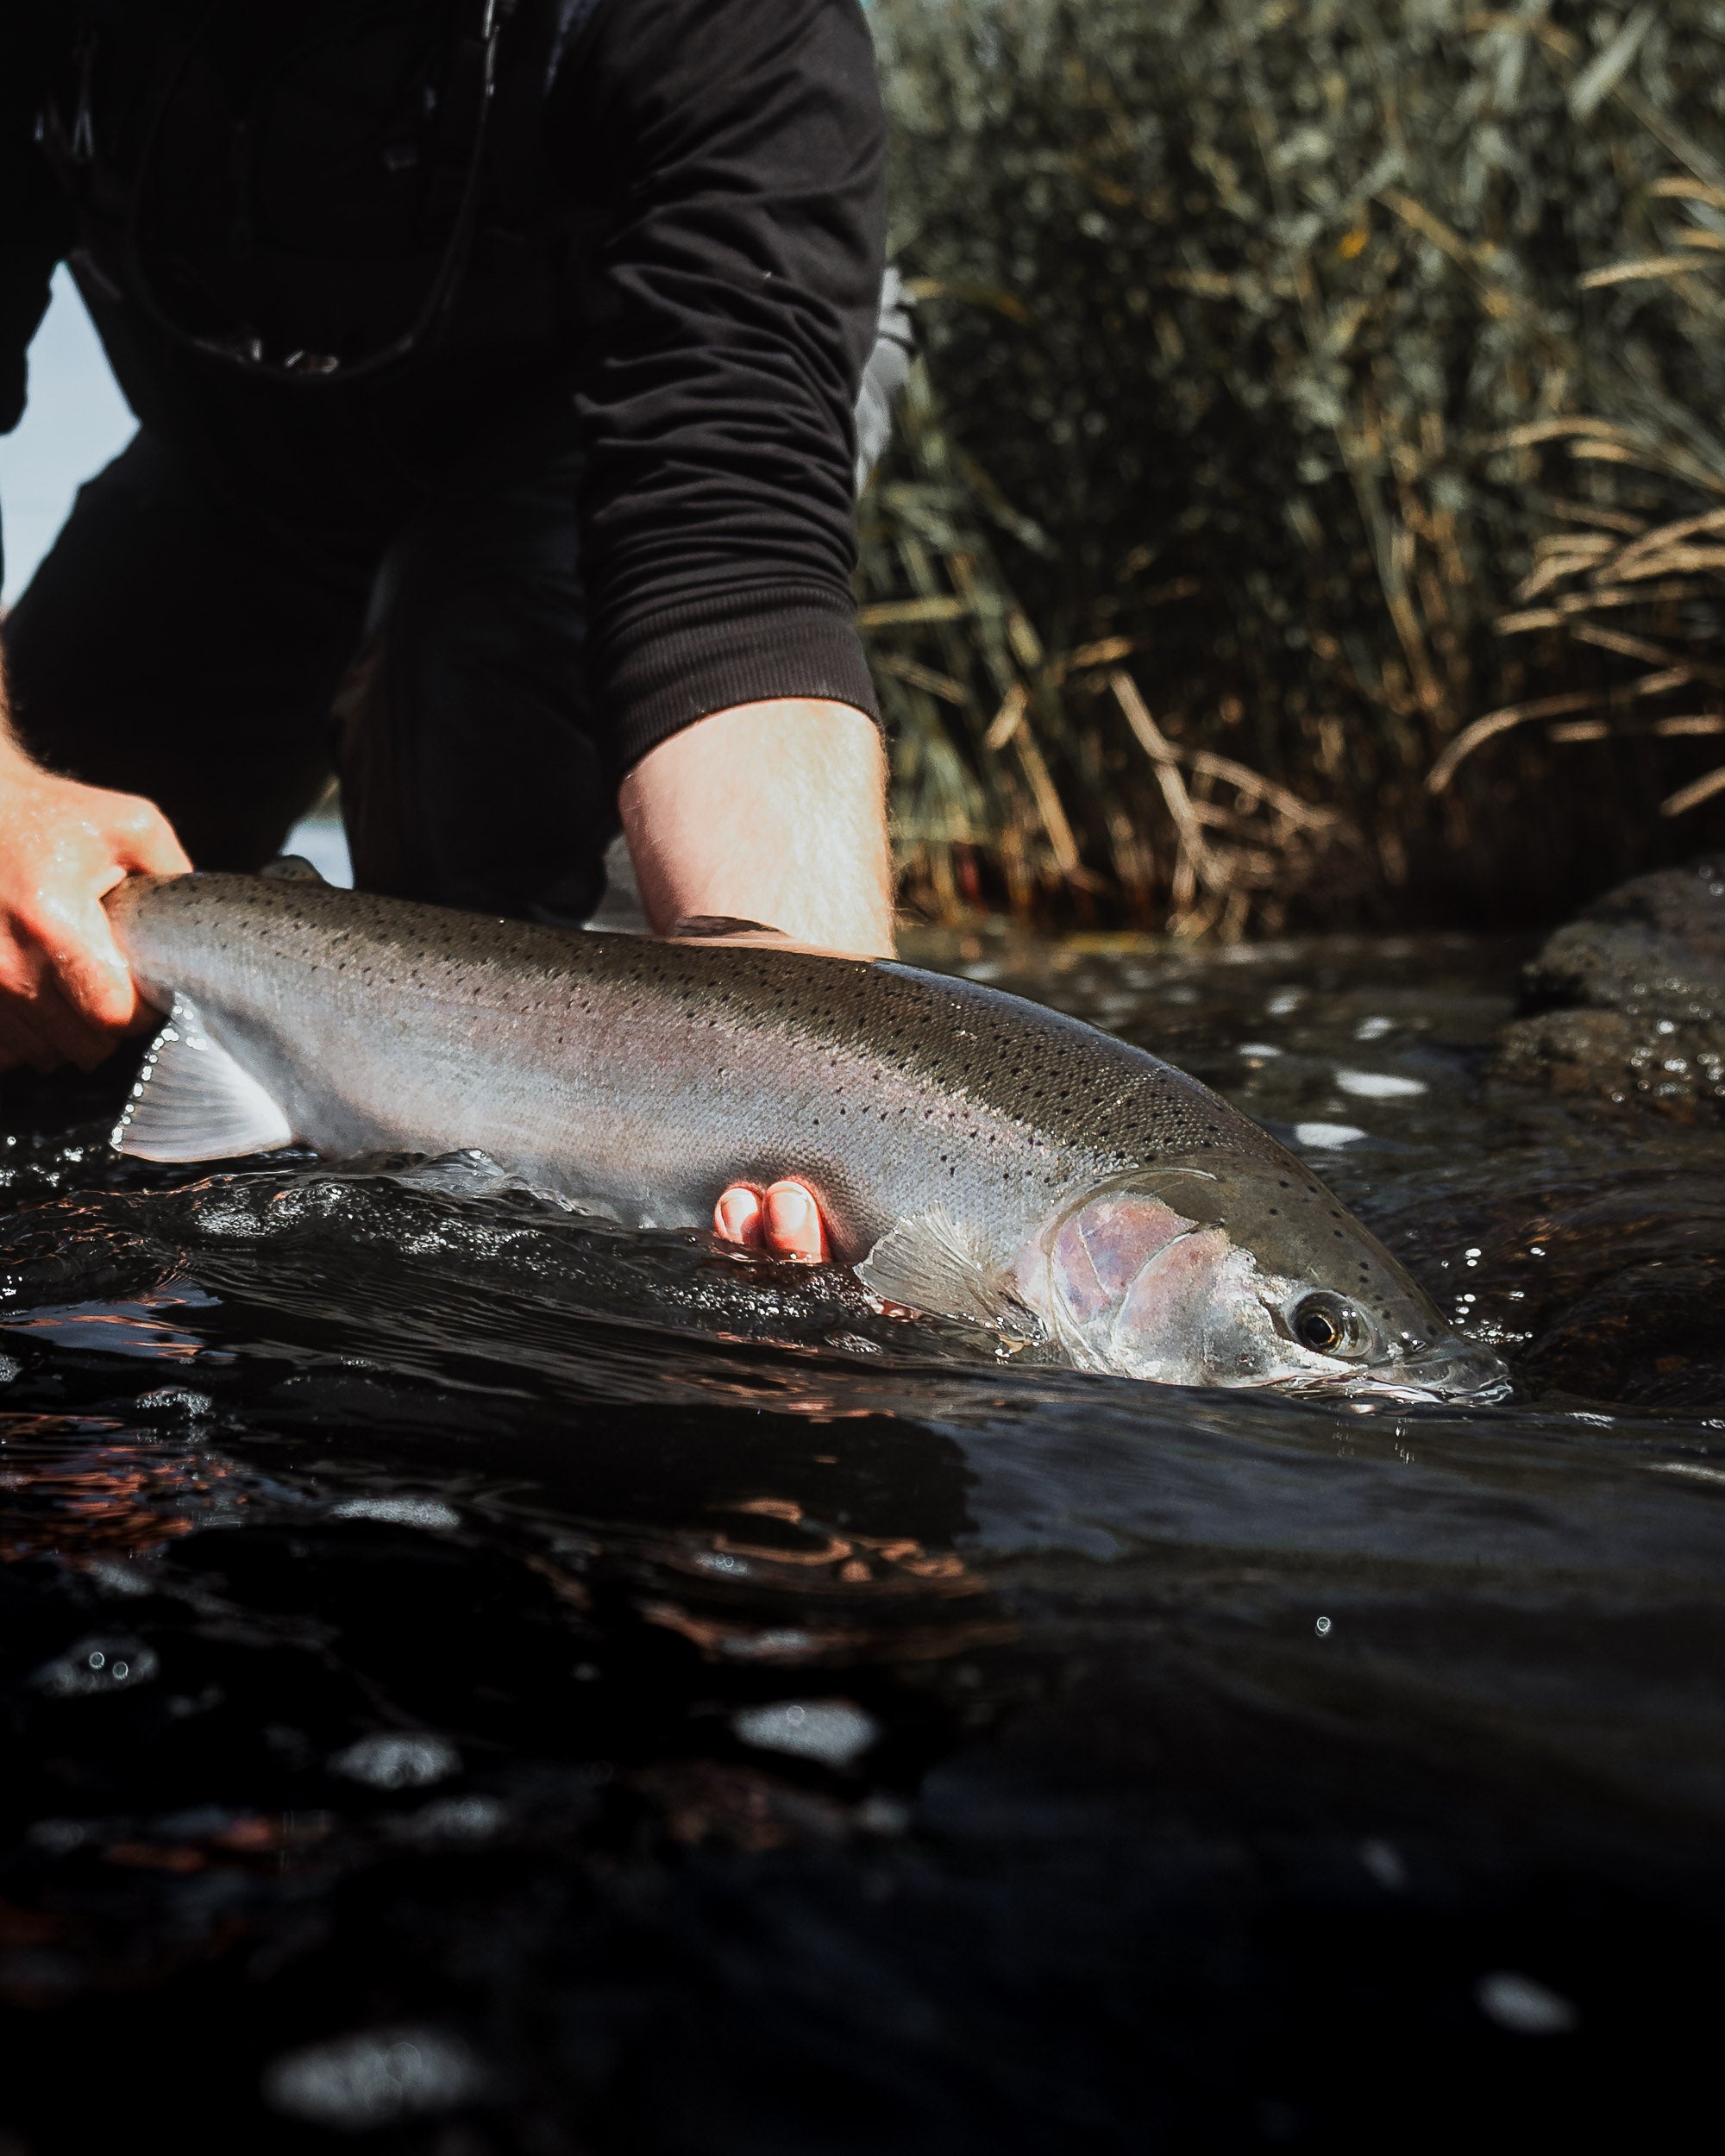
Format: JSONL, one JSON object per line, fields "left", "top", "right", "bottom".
{"left": 0, "top": 930, "right": 1720, "bottom": 2151}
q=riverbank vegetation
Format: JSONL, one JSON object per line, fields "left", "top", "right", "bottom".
{"left": 862, "top": 0, "right": 1725, "bottom": 931}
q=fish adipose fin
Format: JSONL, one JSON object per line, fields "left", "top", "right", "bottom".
{"left": 857, "top": 1209, "right": 1031, "bottom": 1330}
{"left": 113, "top": 995, "right": 297, "bottom": 1163}
{"left": 260, "top": 855, "right": 328, "bottom": 883}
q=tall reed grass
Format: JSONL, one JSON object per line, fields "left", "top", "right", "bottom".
{"left": 862, "top": 0, "right": 1725, "bottom": 930}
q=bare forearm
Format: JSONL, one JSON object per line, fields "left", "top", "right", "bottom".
{"left": 619, "top": 699, "right": 894, "bottom": 957}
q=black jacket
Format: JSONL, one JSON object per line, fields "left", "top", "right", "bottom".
{"left": 0, "top": 0, "right": 887, "bottom": 771}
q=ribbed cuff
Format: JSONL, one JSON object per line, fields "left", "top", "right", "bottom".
{"left": 599, "top": 584, "right": 883, "bottom": 779}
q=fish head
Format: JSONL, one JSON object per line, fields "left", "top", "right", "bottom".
{"left": 1013, "top": 1157, "right": 1509, "bottom": 1402}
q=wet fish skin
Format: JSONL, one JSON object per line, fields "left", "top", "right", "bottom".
{"left": 105, "top": 874, "right": 1268, "bottom": 1254}
{"left": 104, "top": 873, "right": 1508, "bottom": 1400}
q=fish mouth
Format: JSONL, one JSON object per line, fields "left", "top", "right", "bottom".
{"left": 1295, "top": 1341, "right": 1515, "bottom": 1407}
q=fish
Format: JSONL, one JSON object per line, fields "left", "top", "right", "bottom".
{"left": 103, "top": 869, "right": 1509, "bottom": 1402}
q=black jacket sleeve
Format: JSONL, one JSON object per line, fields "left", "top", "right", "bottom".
{"left": 0, "top": 22, "right": 75, "bottom": 593}
{"left": 559, "top": 0, "right": 886, "bottom": 774}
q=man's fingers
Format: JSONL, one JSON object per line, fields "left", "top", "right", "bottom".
{"left": 22, "top": 972, "right": 122, "bottom": 1072}
{"left": 715, "top": 1186, "right": 767, "bottom": 1248}
{"left": 0, "top": 935, "right": 119, "bottom": 1069}
{"left": 107, "top": 798, "right": 193, "bottom": 879}
{"left": 0, "top": 767, "right": 184, "bottom": 1066}
{"left": 715, "top": 1182, "right": 831, "bottom": 1260}
{"left": 33, "top": 898, "right": 154, "bottom": 1038}
{"left": 762, "top": 1180, "right": 829, "bottom": 1262}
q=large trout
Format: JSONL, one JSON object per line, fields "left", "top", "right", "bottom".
{"left": 104, "top": 871, "right": 1507, "bottom": 1401}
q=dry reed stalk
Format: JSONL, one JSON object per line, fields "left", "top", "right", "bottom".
{"left": 1452, "top": 490, "right": 1725, "bottom": 815}
{"left": 871, "top": 0, "right": 1725, "bottom": 926}
{"left": 1442, "top": 132, "right": 1725, "bottom": 819}
{"left": 860, "top": 349, "right": 1346, "bottom": 931}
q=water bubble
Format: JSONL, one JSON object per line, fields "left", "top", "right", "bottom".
{"left": 731, "top": 1699, "right": 880, "bottom": 1768}
{"left": 1314, "top": 1615, "right": 1333, "bottom": 1637}
{"left": 1476, "top": 1971, "right": 1578, "bottom": 2036}
{"left": 1293, "top": 1122, "right": 1367, "bottom": 1149}
{"left": 263, "top": 2026, "right": 486, "bottom": 2128}
{"left": 32, "top": 1637, "right": 160, "bottom": 1699}
{"left": 0, "top": 1354, "right": 20, "bottom": 1384}
{"left": 329, "top": 1733, "right": 461, "bottom": 1789}
{"left": 331, "top": 1495, "right": 461, "bottom": 1531}
{"left": 1354, "top": 1016, "right": 1394, "bottom": 1041}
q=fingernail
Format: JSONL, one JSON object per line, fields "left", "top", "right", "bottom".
{"left": 772, "top": 1187, "right": 812, "bottom": 1232}
{"left": 715, "top": 1189, "right": 762, "bottom": 1245}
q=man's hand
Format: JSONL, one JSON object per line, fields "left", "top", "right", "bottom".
{"left": 0, "top": 742, "right": 191, "bottom": 1073}
{"left": 714, "top": 1179, "right": 829, "bottom": 1262}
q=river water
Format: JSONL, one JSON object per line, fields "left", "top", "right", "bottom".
{"left": 0, "top": 927, "right": 1721, "bottom": 2151}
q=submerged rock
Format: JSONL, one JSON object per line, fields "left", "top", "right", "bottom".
{"left": 1494, "top": 856, "right": 1725, "bottom": 1119}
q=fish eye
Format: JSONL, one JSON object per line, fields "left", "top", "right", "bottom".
{"left": 1291, "top": 1291, "right": 1366, "bottom": 1357}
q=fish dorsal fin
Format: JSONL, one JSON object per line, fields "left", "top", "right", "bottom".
{"left": 672, "top": 914, "right": 786, "bottom": 942}
{"left": 260, "top": 855, "right": 328, "bottom": 883}
{"left": 856, "top": 1208, "right": 1026, "bottom": 1329}
{"left": 113, "top": 995, "right": 297, "bottom": 1163}
{"left": 670, "top": 916, "right": 878, "bottom": 961}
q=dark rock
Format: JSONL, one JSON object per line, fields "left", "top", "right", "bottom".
{"left": 1521, "top": 1251, "right": 1725, "bottom": 1408}
{"left": 1495, "top": 858, "right": 1725, "bottom": 1119}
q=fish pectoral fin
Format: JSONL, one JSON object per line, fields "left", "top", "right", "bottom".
{"left": 260, "top": 854, "right": 329, "bottom": 884}
{"left": 112, "top": 994, "right": 298, "bottom": 1163}
{"left": 856, "top": 1210, "right": 1029, "bottom": 1330}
